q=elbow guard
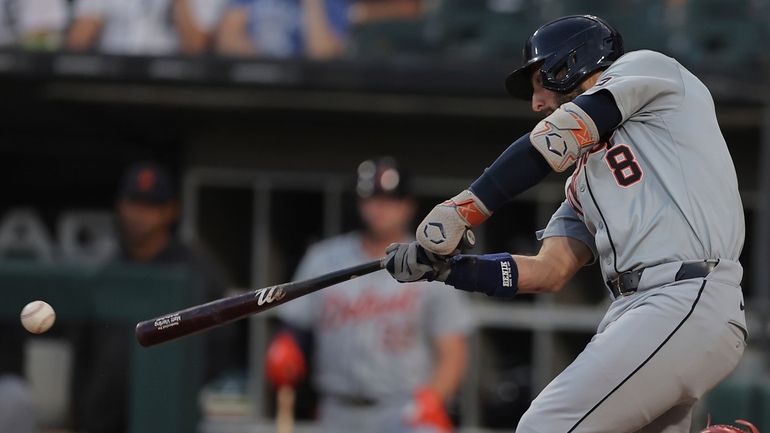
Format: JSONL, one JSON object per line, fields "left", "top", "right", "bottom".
{"left": 530, "top": 102, "right": 600, "bottom": 172}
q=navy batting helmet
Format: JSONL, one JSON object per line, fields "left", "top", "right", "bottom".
{"left": 505, "top": 15, "right": 624, "bottom": 100}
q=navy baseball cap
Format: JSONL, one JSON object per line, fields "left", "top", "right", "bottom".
{"left": 118, "top": 161, "right": 176, "bottom": 204}
{"left": 356, "top": 157, "right": 411, "bottom": 199}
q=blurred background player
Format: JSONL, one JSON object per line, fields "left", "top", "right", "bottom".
{"left": 77, "top": 161, "right": 235, "bottom": 433}
{"left": 268, "top": 157, "right": 473, "bottom": 433}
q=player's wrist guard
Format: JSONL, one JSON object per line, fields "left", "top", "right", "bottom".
{"left": 445, "top": 253, "right": 518, "bottom": 298}
{"left": 416, "top": 190, "right": 491, "bottom": 256}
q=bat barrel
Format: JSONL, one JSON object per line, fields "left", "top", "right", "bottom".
{"left": 135, "top": 288, "right": 284, "bottom": 346}
{"left": 136, "top": 258, "right": 384, "bottom": 347}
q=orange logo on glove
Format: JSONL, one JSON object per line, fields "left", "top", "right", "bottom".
{"left": 443, "top": 198, "right": 488, "bottom": 227}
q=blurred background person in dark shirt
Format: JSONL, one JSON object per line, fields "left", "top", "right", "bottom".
{"left": 216, "top": 0, "right": 350, "bottom": 59}
{"left": 78, "top": 161, "right": 236, "bottom": 433}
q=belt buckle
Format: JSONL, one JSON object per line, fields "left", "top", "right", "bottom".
{"left": 612, "top": 274, "right": 635, "bottom": 297}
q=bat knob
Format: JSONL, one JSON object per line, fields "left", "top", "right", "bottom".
{"left": 460, "top": 229, "right": 476, "bottom": 251}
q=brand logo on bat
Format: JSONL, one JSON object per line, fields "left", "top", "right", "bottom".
{"left": 154, "top": 313, "right": 181, "bottom": 330}
{"left": 255, "top": 286, "right": 286, "bottom": 306}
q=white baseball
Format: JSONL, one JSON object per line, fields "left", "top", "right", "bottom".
{"left": 20, "top": 300, "right": 56, "bottom": 334}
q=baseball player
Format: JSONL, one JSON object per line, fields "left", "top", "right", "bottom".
{"left": 272, "top": 158, "right": 473, "bottom": 433}
{"left": 385, "top": 15, "right": 747, "bottom": 433}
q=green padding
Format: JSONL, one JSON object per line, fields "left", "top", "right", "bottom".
{"left": 131, "top": 335, "right": 204, "bottom": 433}
{"left": 0, "top": 261, "right": 205, "bottom": 433}
{"left": 704, "top": 380, "right": 755, "bottom": 423}
{"left": 704, "top": 378, "right": 770, "bottom": 430}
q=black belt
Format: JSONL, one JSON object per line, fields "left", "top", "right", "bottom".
{"left": 328, "top": 394, "right": 379, "bottom": 407}
{"left": 608, "top": 260, "right": 718, "bottom": 298}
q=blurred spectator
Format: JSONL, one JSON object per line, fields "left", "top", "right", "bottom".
{"left": 67, "top": 0, "right": 226, "bottom": 55}
{"left": 271, "top": 158, "right": 472, "bottom": 433}
{"left": 0, "top": 0, "right": 67, "bottom": 51}
{"left": 78, "top": 161, "right": 234, "bottom": 433}
{"left": 348, "top": 0, "right": 424, "bottom": 26}
{"left": 175, "top": 0, "right": 229, "bottom": 55}
{"left": 216, "top": 0, "right": 350, "bottom": 59}
{"left": 0, "top": 328, "right": 35, "bottom": 433}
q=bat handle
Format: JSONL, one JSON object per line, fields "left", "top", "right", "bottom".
{"left": 461, "top": 229, "right": 476, "bottom": 251}
{"left": 276, "top": 385, "right": 295, "bottom": 433}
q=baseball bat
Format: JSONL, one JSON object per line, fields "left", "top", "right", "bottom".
{"left": 275, "top": 385, "right": 295, "bottom": 433}
{"left": 135, "top": 258, "right": 384, "bottom": 347}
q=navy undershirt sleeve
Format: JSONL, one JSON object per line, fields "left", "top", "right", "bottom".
{"left": 469, "top": 133, "right": 551, "bottom": 213}
{"left": 469, "top": 89, "right": 622, "bottom": 213}
{"left": 573, "top": 89, "right": 622, "bottom": 138}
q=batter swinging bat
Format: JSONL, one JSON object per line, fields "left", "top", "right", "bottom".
{"left": 135, "top": 258, "right": 385, "bottom": 347}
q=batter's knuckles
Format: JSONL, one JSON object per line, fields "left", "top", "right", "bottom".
{"left": 385, "top": 243, "right": 409, "bottom": 276}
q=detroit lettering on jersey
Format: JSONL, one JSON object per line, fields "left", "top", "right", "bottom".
{"left": 319, "top": 286, "right": 419, "bottom": 330}
{"left": 545, "top": 50, "right": 744, "bottom": 283}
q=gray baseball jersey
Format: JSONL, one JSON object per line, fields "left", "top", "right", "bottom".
{"left": 277, "top": 232, "right": 473, "bottom": 400}
{"left": 562, "top": 50, "right": 744, "bottom": 283}
{"left": 524, "top": 50, "right": 747, "bottom": 432}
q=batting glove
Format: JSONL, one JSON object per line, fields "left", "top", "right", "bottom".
{"left": 385, "top": 242, "right": 450, "bottom": 283}
{"left": 417, "top": 190, "right": 491, "bottom": 256}
{"left": 265, "top": 332, "right": 306, "bottom": 388}
{"left": 403, "top": 387, "right": 453, "bottom": 433}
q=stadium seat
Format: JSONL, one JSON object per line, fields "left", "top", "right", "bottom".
{"left": 427, "top": 0, "right": 542, "bottom": 60}
{"left": 704, "top": 377, "right": 770, "bottom": 431}
{"left": 347, "top": 19, "right": 434, "bottom": 60}
{"left": 684, "top": 0, "right": 768, "bottom": 67}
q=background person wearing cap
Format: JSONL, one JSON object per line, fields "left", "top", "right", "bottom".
{"left": 268, "top": 157, "right": 473, "bottom": 433}
{"left": 77, "top": 161, "right": 236, "bottom": 433}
